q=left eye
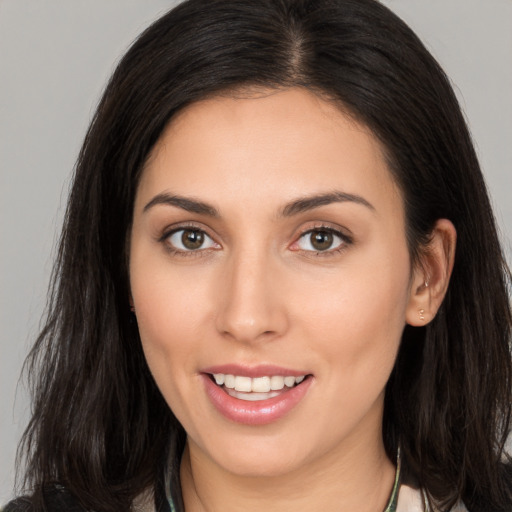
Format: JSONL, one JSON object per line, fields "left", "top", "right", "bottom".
{"left": 167, "top": 228, "right": 217, "bottom": 251}
{"left": 296, "top": 229, "right": 345, "bottom": 252}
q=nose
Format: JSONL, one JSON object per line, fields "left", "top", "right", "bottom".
{"left": 215, "top": 248, "right": 288, "bottom": 344}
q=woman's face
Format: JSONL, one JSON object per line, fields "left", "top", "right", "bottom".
{"left": 130, "top": 88, "right": 417, "bottom": 476}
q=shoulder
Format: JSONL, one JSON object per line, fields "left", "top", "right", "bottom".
{"left": 397, "top": 484, "right": 468, "bottom": 512}
{"left": 3, "top": 486, "right": 88, "bottom": 512}
{"left": 3, "top": 497, "right": 34, "bottom": 512}
{"left": 3, "top": 485, "right": 164, "bottom": 512}
{"left": 397, "top": 485, "right": 426, "bottom": 512}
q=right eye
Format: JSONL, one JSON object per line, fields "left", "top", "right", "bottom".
{"left": 166, "top": 228, "right": 218, "bottom": 252}
{"left": 296, "top": 229, "right": 346, "bottom": 252}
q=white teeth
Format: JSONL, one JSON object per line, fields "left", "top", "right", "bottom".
{"left": 234, "top": 376, "right": 252, "bottom": 392}
{"left": 212, "top": 373, "right": 307, "bottom": 394}
{"left": 226, "top": 389, "right": 281, "bottom": 401}
{"left": 270, "top": 376, "right": 285, "bottom": 390}
{"left": 224, "top": 374, "right": 236, "bottom": 389}
{"left": 252, "top": 376, "right": 270, "bottom": 393}
{"left": 284, "top": 376, "right": 296, "bottom": 387}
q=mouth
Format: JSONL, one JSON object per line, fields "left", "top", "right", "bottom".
{"left": 208, "top": 373, "right": 309, "bottom": 401}
{"left": 201, "top": 367, "right": 313, "bottom": 425}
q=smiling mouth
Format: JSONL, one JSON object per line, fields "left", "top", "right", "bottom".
{"left": 208, "top": 373, "right": 310, "bottom": 402}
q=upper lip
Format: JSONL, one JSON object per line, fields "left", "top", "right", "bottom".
{"left": 201, "top": 364, "right": 310, "bottom": 378}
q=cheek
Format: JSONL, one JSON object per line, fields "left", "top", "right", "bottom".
{"left": 136, "top": 278, "right": 207, "bottom": 348}
{"left": 292, "top": 244, "right": 411, "bottom": 388}
{"left": 130, "top": 255, "right": 215, "bottom": 406}
{"left": 284, "top": 249, "right": 411, "bottom": 442}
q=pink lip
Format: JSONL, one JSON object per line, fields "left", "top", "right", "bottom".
{"left": 201, "top": 372, "right": 313, "bottom": 426}
{"left": 202, "top": 364, "right": 307, "bottom": 378}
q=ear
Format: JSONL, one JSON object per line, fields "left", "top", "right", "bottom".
{"left": 406, "top": 219, "right": 457, "bottom": 326}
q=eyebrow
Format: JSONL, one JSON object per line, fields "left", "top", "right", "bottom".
{"left": 281, "top": 191, "right": 375, "bottom": 217}
{"left": 143, "top": 193, "right": 219, "bottom": 217}
{"left": 143, "top": 190, "right": 375, "bottom": 217}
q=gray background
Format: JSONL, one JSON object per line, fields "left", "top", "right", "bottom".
{"left": 1, "top": 0, "right": 511, "bottom": 504}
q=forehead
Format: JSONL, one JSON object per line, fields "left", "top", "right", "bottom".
{"left": 136, "top": 87, "right": 402, "bottom": 219}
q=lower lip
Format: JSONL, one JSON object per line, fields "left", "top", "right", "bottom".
{"left": 202, "top": 374, "right": 313, "bottom": 425}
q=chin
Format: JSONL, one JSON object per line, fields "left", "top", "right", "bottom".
{"left": 218, "top": 452, "right": 304, "bottom": 479}
{"left": 192, "top": 429, "right": 311, "bottom": 478}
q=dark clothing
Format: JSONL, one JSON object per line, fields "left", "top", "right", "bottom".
{"left": 3, "top": 484, "right": 173, "bottom": 512}
{"left": 4, "top": 487, "right": 87, "bottom": 512}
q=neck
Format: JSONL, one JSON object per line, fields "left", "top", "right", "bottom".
{"left": 180, "top": 434, "right": 396, "bottom": 512}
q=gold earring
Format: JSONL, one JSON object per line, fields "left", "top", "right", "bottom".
{"left": 419, "top": 309, "right": 425, "bottom": 321}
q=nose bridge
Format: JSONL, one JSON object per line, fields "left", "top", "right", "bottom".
{"left": 215, "top": 243, "right": 286, "bottom": 343}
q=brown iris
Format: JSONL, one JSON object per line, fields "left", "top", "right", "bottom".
{"left": 182, "top": 229, "right": 204, "bottom": 250}
{"left": 310, "top": 230, "right": 333, "bottom": 251}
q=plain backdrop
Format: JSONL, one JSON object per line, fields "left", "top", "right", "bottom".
{"left": 1, "top": 0, "right": 511, "bottom": 504}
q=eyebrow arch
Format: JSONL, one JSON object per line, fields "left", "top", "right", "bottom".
{"left": 143, "top": 190, "right": 374, "bottom": 218}
{"left": 143, "top": 193, "right": 219, "bottom": 217}
{"left": 281, "top": 191, "right": 375, "bottom": 217}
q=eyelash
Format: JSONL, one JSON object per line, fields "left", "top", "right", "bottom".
{"left": 158, "top": 223, "right": 353, "bottom": 258}
{"left": 293, "top": 225, "right": 353, "bottom": 258}
{"left": 159, "top": 223, "right": 218, "bottom": 259}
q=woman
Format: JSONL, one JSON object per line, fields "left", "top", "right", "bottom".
{"left": 5, "top": 0, "right": 512, "bottom": 511}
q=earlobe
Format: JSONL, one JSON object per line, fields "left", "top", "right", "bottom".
{"left": 406, "top": 219, "right": 457, "bottom": 326}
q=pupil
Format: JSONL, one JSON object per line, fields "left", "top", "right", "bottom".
{"left": 182, "top": 230, "right": 204, "bottom": 250}
{"left": 311, "top": 231, "right": 333, "bottom": 251}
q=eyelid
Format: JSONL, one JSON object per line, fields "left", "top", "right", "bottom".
{"left": 289, "top": 223, "right": 353, "bottom": 256}
{"left": 158, "top": 222, "right": 221, "bottom": 255}
{"left": 169, "top": 229, "right": 217, "bottom": 250}
{"left": 157, "top": 221, "right": 352, "bottom": 258}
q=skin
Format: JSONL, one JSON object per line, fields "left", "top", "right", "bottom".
{"left": 129, "top": 88, "right": 456, "bottom": 512}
